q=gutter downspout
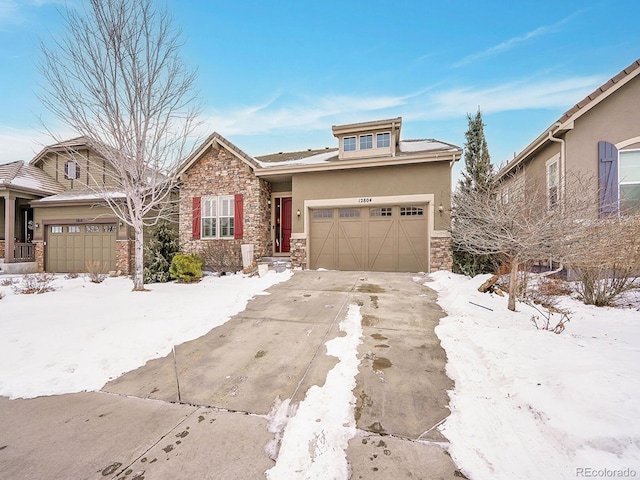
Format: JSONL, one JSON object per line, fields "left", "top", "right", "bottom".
{"left": 547, "top": 123, "right": 566, "bottom": 201}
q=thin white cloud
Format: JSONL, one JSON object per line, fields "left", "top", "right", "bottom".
{"left": 0, "top": 125, "right": 75, "bottom": 164}
{"left": 201, "top": 74, "right": 604, "bottom": 140}
{"left": 453, "top": 12, "right": 580, "bottom": 67}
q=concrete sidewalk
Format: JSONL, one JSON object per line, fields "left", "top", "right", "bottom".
{"left": 0, "top": 270, "right": 460, "bottom": 479}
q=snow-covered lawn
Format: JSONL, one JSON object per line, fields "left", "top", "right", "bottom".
{"left": 0, "top": 271, "right": 291, "bottom": 399}
{"left": 2, "top": 269, "right": 639, "bottom": 479}
{"left": 430, "top": 271, "right": 640, "bottom": 479}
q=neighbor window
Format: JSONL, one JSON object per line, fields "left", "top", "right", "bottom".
{"left": 546, "top": 160, "right": 559, "bottom": 209}
{"left": 359, "top": 134, "right": 373, "bottom": 150}
{"left": 201, "top": 195, "right": 234, "bottom": 238}
{"left": 619, "top": 149, "right": 640, "bottom": 212}
{"left": 343, "top": 136, "right": 356, "bottom": 152}
{"left": 64, "top": 161, "right": 80, "bottom": 180}
{"left": 376, "top": 132, "right": 390, "bottom": 148}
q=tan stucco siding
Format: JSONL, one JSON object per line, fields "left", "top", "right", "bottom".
{"left": 563, "top": 76, "right": 640, "bottom": 216}
{"left": 291, "top": 161, "right": 452, "bottom": 233}
{"left": 32, "top": 204, "right": 127, "bottom": 241}
{"left": 522, "top": 141, "right": 561, "bottom": 192}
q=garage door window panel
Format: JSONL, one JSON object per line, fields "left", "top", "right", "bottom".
{"left": 400, "top": 206, "right": 424, "bottom": 216}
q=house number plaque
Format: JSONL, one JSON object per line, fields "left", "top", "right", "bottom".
{"left": 358, "top": 197, "right": 373, "bottom": 204}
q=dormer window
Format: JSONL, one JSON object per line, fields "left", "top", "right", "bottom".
{"left": 344, "top": 136, "right": 356, "bottom": 152}
{"left": 359, "top": 134, "right": 373, "bottom": 150}
{"left": 377, "top": 132, "right": 390, "bottom": 148}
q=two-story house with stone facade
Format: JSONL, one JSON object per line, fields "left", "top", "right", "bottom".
{"left": 178, "top": 117, "right": 460, "bottom": 272}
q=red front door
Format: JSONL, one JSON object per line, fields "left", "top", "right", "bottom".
{"left": 275, "top": 197, "right": 292, "bottom": 253}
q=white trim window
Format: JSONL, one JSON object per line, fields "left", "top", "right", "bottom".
{"left": 376, "top": 132, "right": 390, "bottom": 148}
{"left": 546, "top": 159, "right": 559, "bottom": 209}
{"left": 359, "top": 134, "right": 373, "bottom": 150}
{"left": 343, "top": 136, "right": 356, "bottom": 152}
{"left": 619, "top": 149, "right": 640, "bottom": 212}
{"left": 202, "top": 195, "right": 234, "bottom": 238}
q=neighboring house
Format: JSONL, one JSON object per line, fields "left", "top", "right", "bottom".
{"left": 28, "top": 138, "right": 135, "bottom": 274}
{"left": 0, "top": 160, "right": 64, "bottom": 273}
{"left": 0, "top": 138, "right": 135, "bottom": 274}
{"left": 497, "top": 58, "right": 640, "bottom": 217}
{"left": 179, "top": 117, "right": 461, "bottom": 272}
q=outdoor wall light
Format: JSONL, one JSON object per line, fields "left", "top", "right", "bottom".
{"left": 34, "top": 223, "right": 39, "bottom": 229}
{"left": 438, "top": 203, "right": 444, "bottom": 214}
{"left": 296, "top": 209, "right": 301, "bottom": 218}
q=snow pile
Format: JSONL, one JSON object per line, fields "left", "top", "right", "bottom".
{"left": 0, "top": 271, "right": 292, "bottom": 399}
{"left": 265, "top": 304, "right": 363, "bottom": 480}
{"left": 429, "top": 271, "right": 640, "bottom": 479}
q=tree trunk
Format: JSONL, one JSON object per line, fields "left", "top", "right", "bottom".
{"left": 508, "top": 257, "right": 519, "bottom": 311}
{"left": 132, "top": 223, "right": 145, "bottom": 291}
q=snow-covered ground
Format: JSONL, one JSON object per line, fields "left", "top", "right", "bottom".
{"left": 0, "top": 271, "right": 291, "bottom": 398}
{"left": 429, "top": 271, "right": 640, "bottom": 480}
{"left": 2, "top": 269, "right": 639, "bottom": 479}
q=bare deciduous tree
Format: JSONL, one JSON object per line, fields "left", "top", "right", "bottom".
{"left": 452, "top": 172, "right": 594, "bottom": 311}
{"left": 454, "top": 169, "right": 640, "bottom": 310}
{"left": 39, "top": 0, "right": 200, "bottom": 290}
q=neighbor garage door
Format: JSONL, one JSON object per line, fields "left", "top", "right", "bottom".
{"left": 309, "top": 205, "right": 428, "bottom": 272}
{"left": 46, "top": 223, "right": 117, "bottom": 273}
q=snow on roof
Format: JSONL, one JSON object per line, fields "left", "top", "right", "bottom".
{"left": 0, "top": 161, "right": 65, "bottom": 195}
{"left": 255, "top": 149, "right": 339, "bottom": 167}
{"left": 35, "top": 189, "right": 126, "bottom": 203}
{"left": 399, "top": 139, "right": 459, "bottom": 153}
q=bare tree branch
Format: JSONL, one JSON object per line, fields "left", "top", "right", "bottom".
{"left": 39, "top": 0, "right": 201, "bottom": 290}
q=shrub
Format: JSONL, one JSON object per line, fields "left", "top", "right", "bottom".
{"left": 1, "top": 277, "right": 17, "bottom": 287}
{"left": 85, "top": 261, "right": 108, "bottom": 284}
{"left": 144, "top": 221, "right": 180, "bottom": 283}
{"left": 198, "top": 241, "right": 242, "bottom": 274}
{"left": 169, "top": 253, "right": 203, "bottom": 283}
{"left": 574, "top": 265, "right": 638, "bottom": 307}
{"left": 65, "top": 271, "right": 80, "bottom": 280}
{"left": 13, "top": 273, "right": 57, "bottom": 294}
{"left": 452, "top": 248, "right": 499, "bottom": 277}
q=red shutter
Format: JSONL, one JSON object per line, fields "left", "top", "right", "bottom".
{"left": 234, "top": 194, "right": 243, "bottom": 239}
{"left": 192, "top": 197, "right": 201, "bottom": 240}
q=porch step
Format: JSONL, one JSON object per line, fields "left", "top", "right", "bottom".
{"left": 259, "top": 256, "right": 291, "bottom": 272}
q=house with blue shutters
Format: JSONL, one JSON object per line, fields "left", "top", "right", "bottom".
{"left": 497, "top": 58, "right": 640, "bottom": 218}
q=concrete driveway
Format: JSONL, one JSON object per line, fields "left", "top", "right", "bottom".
{"left": 0, "top": 270, "right": 460, "bottom": 479}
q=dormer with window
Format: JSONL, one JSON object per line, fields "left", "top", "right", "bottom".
{"left": 332, "top": 117, "right": 402, "bottom": 160}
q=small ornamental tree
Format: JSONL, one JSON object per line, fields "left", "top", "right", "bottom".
{"left": 452, "top": 109, "right": 498, "bottom": 276}
{"left": 144, "top": 221, "right": 180, "bottom": 283}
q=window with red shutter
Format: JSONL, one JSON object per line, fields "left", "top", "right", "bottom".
{"left": 234, "top": 194, "right": 243, "bottom": 239}
{"left": 192, "top": 197, "right": 201, "bottom": 239}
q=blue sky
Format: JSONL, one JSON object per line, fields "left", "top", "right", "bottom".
{"left": 1, "top": 0, "right": 639, "bottom": 183}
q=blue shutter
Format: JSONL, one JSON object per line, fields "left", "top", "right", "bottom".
{"left": 598, "top": 141, "right": 618, "bottom": 217}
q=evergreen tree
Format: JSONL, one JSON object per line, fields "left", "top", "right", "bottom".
{"left": 144, "top": 221, "right": 180, "bottom": 283}
{"left": 460, "top": 109, "right": 494, "bottom": 194}
{"left": 452, "top": 108, "right": 498, "bottom": 276}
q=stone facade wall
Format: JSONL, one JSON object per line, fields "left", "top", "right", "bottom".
{"left": 179, "top": 145, "right": 272, "bottom": 264}
{"left": 290, "top": 238, "right": 307, "bottom": 269}
{"left": 116, "top": 239, "right": 134, "bottom": 274}
{"left": 430, "top": 236, "right": 452, "bottom": 272}
{"left": 0, "top": 240, "right": 4, "bottom": 259}
{"left": 34, "top": 240, "right": 44, "bottom": 272}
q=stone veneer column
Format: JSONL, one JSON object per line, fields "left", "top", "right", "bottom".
{"left": 34, "top": 241, "right": 44, "bottom": 272}
{"left": 116, "top": 239, "right": 134, "bottom": 274}
{"left": 289, "top": 238, "right": 307, "bottom": 269}
{"left": 430, "top": 236, "right": 452, "bottom": 272}
{"left": 0, "top": 240, "right": 5, "bottom": 259}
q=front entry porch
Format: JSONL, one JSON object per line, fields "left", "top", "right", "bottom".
{"left": 1, "top": 195, "right": 38, "bottom": 274}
